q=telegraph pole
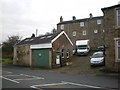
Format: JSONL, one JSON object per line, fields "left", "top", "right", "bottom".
{"left": 36, "top": 29, "right": 38, "bottom": 37}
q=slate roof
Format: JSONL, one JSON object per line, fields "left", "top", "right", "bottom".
{"left": 101, "top": 4, "right": 120, "bottom": 10}
{"left": 57, "top": 16, "right": 103, "bottom": 25}
{"left": 15, "top": 32, "right": 60, "bottom": 46}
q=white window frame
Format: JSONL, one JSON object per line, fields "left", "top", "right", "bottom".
{"left": 56, "top": 55, "right": 60, "bottom": 64}
{"left": 116, "top": 9, "right": 120, "bottom": 27}
{"left": 61, "top": 24, "right": 64, "bottom": 30}
{"left": 94, "top": 29, "right": 98, "bottom": 34}
{"left": 83, "top": 30, "right": 86, "bottom": 35}
{"left": 80, "top": 22, "right": 84, "bottom": 27}
{"left": 73, "top": 31, "right": 76, "bottom": 36}
{"left": 115, "top": 38, "right": 120, "bottom": 61}
{"left": 97, "top": 20, "right": 101, "bottom": 24}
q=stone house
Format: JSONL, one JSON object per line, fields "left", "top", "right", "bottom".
{"left": 102, "top": 4, "right": 120, "bottom": 72}
{"left": 13, "top": 31, "right": 73, "bottom": 68}
{"left": 57, "top": 15, "right": 104, "bottom": 50}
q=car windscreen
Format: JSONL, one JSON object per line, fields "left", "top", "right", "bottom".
{"left": 92, "top": 53, "right": 103, "bottom": 58}
{"left": 77, "top": 45, "right": 87, "bottom": 49}
{"left": 98, "top": 46, "right": 104, "bottom": 49}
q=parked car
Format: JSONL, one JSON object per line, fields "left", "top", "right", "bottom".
{"left": 90, "top": 51, "right": 105, "bottom": 66}
{"left": 96, "top": 46, "right": 105, "bottom": 52}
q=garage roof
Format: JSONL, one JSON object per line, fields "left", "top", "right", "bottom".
{"left": 15, "top": 31, "right": 73, "bottom": 46}
{"left": 15, "top": 33, "right": 59, "bottom": 46}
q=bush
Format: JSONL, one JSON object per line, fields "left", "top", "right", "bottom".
{"left": 2, "top": 58, "right": 13, "bottom": 65}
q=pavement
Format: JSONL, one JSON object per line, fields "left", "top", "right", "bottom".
{"left": 96, "top": 70, "right": 120, "bottom": 77}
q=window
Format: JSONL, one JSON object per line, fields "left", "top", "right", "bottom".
{"left": 93, "top": 39, "right": 99, "bottom": 44}
{"left": 80, "top": 22, "right": 84, "bottom": 27}
{"left": 97, "top": 20, "right": 101, "bottom": 24}
{"left": 103, "top": 29, "right": 105, "bottom": 33}
{"left": 83, "top": 30, "right": 86, "bottom": 35}
{"left": 116, "top": 9, "right": 120, "bottom": 27}
{"left": 40, "top": 36, "right": 46, "bottom": 39}
{"left": 29, "top": 38, "right": 34, "bottom": 41}
{"left": 56, "top": 55, "right": 60, "bottom": 64}
{"left": 73, "top": 31, "right": 76, "bottom": 36}
{"left": 94, "top": 30, "right": 98, "bottom": 34}
{"left": 61, "top": 24, "right": 64, "bottom": 30}
{"left": 115, "top": 39, "right": 120, "bottom": 60}
{"left": 66, "top": 50, "right": 70, "bottom": 58}
{"left": 61, "top": 49, "right": 64, "bottom": 58}
{"left": 118, "top": 40, "right": 120, "bottom": 60}
{"left": 46, "top": 35, "right": 52, "bottom": 38}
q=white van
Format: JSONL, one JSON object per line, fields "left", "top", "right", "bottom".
{"left": 76, "top": 40, "right": 90, "bottom": 55}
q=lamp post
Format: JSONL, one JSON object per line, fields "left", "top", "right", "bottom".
{"left": 36, "top": 29, "right": 38, "bottom": 37}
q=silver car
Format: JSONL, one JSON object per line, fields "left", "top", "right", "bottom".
{"left": 90, "top": 51, "right": 105, "bottom": 66}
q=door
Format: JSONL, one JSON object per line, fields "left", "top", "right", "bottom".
{"left": 56, "top": 52, "right": 62, "bottom": 67}
{"left": 32, "top": 49, "right": 50, "bottom": 68}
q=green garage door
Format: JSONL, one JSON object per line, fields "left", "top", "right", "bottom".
{"left": 32, "top": 49, "right": 50, "bottom": 68}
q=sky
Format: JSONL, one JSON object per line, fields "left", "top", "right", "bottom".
{"left": 0, "top": 0, "right": 119, "bottom": 43}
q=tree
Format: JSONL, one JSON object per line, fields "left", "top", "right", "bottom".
{"left": 31, "top": 34, "right": 35, "bottom": 38}
{"left": 2, "top": 35, "right": 22, "bottom": 58}
{"left": 51, "top": 28, "right": 57, "bottom": 34}
{"left": 45, "top": 32, "right": 51, "bottom": 35}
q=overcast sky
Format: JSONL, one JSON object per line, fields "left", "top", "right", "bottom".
{"left": 0, "top": 0, "right": 119, "bottom": 43}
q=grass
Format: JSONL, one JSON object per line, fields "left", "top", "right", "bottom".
{"left": 0, "top": 58, "right": 13, "bottom": 65}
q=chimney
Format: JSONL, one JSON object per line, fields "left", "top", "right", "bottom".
{"left": 89, "top": 13, "right": 93, "bottom": 18}
{"left": 118, "top": 1, "right": 120, "bottom": 4}
{"left": 60, "top": 16, "right": 63, "bottom": 22}
{"left": 73, "top": 16, "right": 76, "bottom": 20}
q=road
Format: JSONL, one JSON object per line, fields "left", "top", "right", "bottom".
{"left": 1, "top": 65, "right": 119, "bottom": 90}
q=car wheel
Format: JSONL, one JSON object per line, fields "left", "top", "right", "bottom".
{"left": 90, "top": 64, "right": 93, "bottom": 67}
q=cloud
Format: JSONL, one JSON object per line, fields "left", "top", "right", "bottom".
{"left": 0, "top": 0, "right": 37, "bottom": 41}
{"left": 0, "top": 0, "right": 119, "bottom": 43}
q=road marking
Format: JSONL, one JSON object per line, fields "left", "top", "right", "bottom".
{"left": 4, "top": 74, "right": 44, "bottom": 78}
{"left": 3, "top": 74, "right": 21, "bottom": 76}
{"left": 30, "top": 82, "right": 68, "bottom": 88}
{"left": 20, "top": 74, "right": 44, "bottom": 79}
{"left": 0, "top": 76, "right": 19, "bottom": 83}
{"left": 61, "top": 81, "right": 102, "bottom": 88}
{"left": 0, "top": 70, "right": 12, "bottom": 74}
{"left": 14, "top": 77, "right": 44, "bottom": 81}
{"left": 3, "top": 73, "right": 44, "bottom": 81}
{"left": 30, "top": 81, "right": 104, "bottom": 89}
{"left": 5, "top": 72, "right": 12, "bottom": 74}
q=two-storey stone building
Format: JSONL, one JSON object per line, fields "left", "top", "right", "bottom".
{"left": 102, "top": 4, "right": 120, "bottom": 72}
{"left": 57, "top": 14, "right": 104, "bottom": 50}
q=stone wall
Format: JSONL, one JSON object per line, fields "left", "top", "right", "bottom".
{"left": 102, "top": 5, "right": 120, "bottom": 72}
{"left": 13, "top": 45, "right": 31, "bottom": 66}
{"left": 57, "top": 16, "right": 104, "bottom": 50}
{"left": 52, "top": 33, "right": 73, "bottom": 68}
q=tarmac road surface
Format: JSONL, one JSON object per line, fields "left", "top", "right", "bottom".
{"left": 1, "top": 65, "right": 119, "bottom": 90}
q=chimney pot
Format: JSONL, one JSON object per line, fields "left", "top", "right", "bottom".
{"left": 89, "top": 13, "right": 93, "bottom": 18}
{"left": 60, "top": 16, "right": 63, "bottom": 22}
{"left": 73, "top": 16, "right": 76, "bottom": 20}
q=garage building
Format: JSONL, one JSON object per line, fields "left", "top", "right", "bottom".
{"left": 13, "top": 31, "right": 73, "bottom": 68}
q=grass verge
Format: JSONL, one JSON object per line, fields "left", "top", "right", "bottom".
{"left": 0, "top": 58, "right": 13, "bottom": 65}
